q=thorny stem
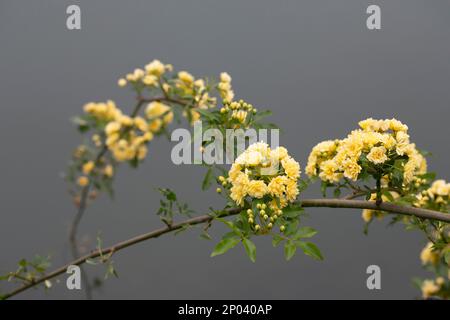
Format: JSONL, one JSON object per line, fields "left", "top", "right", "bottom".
{"left": 4, "top": 199, "right": 449, "bottom": 300}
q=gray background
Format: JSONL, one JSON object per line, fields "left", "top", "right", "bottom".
{"left": 0, "top": 0, "right": 449, "bottom": 299}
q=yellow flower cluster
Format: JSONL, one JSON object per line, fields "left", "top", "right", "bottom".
{"left": 105, "top": 117, "right": 153, "bottom": 161}
{"left": 175, "top": 70, "right": 218, "bottom": 124}
{"left": 118, "top": 59, "right": 173, "bottom": 88}
{"left": 145, "top": 101, "right": 174, "bottom": 133}
{"left": 228, "top": 142, "right": 300, "bottom": 211}
{"left": 306, "top": 118, "right": 427, "bottom": 184}
{"left": 420, "top": 242, "right": 440, "bottom": 266}
{"left": 220, "top": 100, "right": 256, "bottom": 127}
{"left": 83, "top": 97, "right": 175, "bottom": 163}
{"left": 77, "top": 162, "right": 114, "bottom": 187}
{"left": 83, "top": 100, "right": 123, "bottom": 122}
{"left": 305, "top": 140, "right": 340, "bottom": 178}
{"left": 421, "top": 278, "right": 446, "bottom": 299}
{"left": 217, "top": 72, "right": 234, "bottom": 102}
{"left": 415, "top": 179, "right": 450, "bottom": 210}
{"left": 104, "top": 114, "right": 155, "bottom": 162}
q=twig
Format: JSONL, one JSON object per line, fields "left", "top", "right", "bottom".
{"left": 67, "top": 96, "right": 183, "bottom": 299}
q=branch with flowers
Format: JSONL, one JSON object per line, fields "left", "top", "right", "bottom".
{"left": 1, "top": 60, "right": 448, "bottom": 300}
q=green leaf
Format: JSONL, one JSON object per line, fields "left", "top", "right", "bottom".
{"left": 202, "top": 167, "right": 213, "bottom": 190}
{"left": 85, "top": 258, "right": 99, "bottom": 265}
{"left": 445, "top": 251, "right": 450, "bottom": 265}
{"left": 297, "top": 242, "right": 323, "bottom": 260}
{"left": 284, "top": 241, "right": 297, "bottom": 261}
{"left": 282, "top": 206, "right": 304, "bottom": 218}
{"left": 105, "top": 263, "right": 119, "bottom": 279}
{"left": 211, "top": 237, "right": 240, "bottom": 257}
{"left": 293, "top": 227, "right": 317, "bottom": 239}
{"left": 18, "top": 259, "right": 27, "bottom": 268}
{"left": 252, "top": 110, "right": 272, "bottom": 122}
{"left": 272, "top": 234, "right": 284, "bottom": 247}
{"left": 242, "top": 238, "right": 256, "bottom": 263}
{"left": 381, "top": 189, "right": 394, "bottom": 202}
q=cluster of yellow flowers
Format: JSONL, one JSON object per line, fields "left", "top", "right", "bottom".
{"left": 415, "top": 180, "right": 450, "bottom": 210}
{"left": 83, "top": 100, "right": 123, "bottom": 122}
{"left": 175, "top": 70, "right": 220, "bottom": 124}
{"left": 77, "top": 162, "right": 114, "bottom": 187}
{"left": 226, "top": 142, "right": 300, "bottom": 231}
{"left": 83, "top": 98, "right": 176, "bottom": 164}
{"left": 420, "top": 242, "right": 441, "bottom": 266}
{"left": 421, "top": 278, "right": 446, "bottom": 299}
{"left": 219, "top": 100, "right": 256, "bottom": 127}
{"left": 118, "top": 59, "right": 173, "bottom": 88}
{"left": 306, "top": 118, "right": 427, "bottom": 184}
{"left": 420, "top": 242, "right": 448, "bottom": 299}
{"left": 217, "top": 72, "right": 234, "bottom": 102}
{"left": 104, "top": 118, "right": 153, "bottom": 162}
{"left": 145, "top": 101, "right": 174, "bottom": 133}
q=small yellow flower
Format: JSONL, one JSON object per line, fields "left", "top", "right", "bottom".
{"left": 77, "top": 176, "right": 89, "bottom": 187}
{"left": 82, "top": 161, "right": 95, "bottom": 175}
{"left": 118, "top": 78, "right": 127, "bottom": 87}
{"left": 247, "top": 180, "right": 267, "bottom": 199}
{"left": 362, "top": 209, "right": 374, "bottom": 222}
{"left": 145, "top": 59, "right": 166, "bottom": 76}
{"left": 420, "top": 242, "right": 439, "bottom": 265}
{"left": 178, "top": 71, "right": 194, "bottom": 85}
{"left": 367, "top": 146, "right": 388, "bottom": 164}
{"left": 104, "top": 165, "right": 114, "bottom": 178}
{"left": 421, "top": 280, "right": 439, "bottom": 299}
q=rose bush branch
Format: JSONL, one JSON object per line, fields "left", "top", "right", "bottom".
{"left": 2, "top": 198, "right": 448, "bottom": 300}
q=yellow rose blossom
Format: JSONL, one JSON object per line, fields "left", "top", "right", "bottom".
{"left": 103, "top": 164, "right": 114, "bottom": 178}
{"left": 144, "top": 59, "right": 166, "bottom": 76}
{"left": 362, "top": 209, "right": 374, "bottom": 222}
{"left": 77, "top": 176, "right": 89, "bottom": 187}
{"left": 247, "top": 180, "right": 268, "bottom": 198}
{"left": 268, "top": 176, "right": 287, "bottom": 198}
{"left": 82, "top": 161, "right": 95, "bottom": 175}
{"left": 282, "top": 157, "right": 300, "bottom": 180}
{"left": 118, "top": 78, "right": 127, "bottom": 87}
{"left": 420, "top": 242, "right": 440, "bottom": 266}
{"left": 421, "top": 280, "right": 440, "bottom": 299}
{"left": 342, "top": 159, "right": 361, "bottom": 181}
{"left": 178, "top": 71, "right": 194, "bottom": 85}
{"left": 367, "top": 146, "right": 388, "bottom": 164}
{"left": 145, "top": 101, "right": 173, "bottom": 132}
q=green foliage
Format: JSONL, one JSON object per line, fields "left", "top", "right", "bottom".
{"left": 211, "top": 236, "right": 240, "bottom": 257}
{"left": 0, "top": 255, "right": 52, "bottom": 291}
{"left": 210, "top": 204, "right": 322, "bottom": 263}
{"left": 156, "top": 188, "right": 195, "bottom": 226}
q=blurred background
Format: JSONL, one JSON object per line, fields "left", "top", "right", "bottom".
{"left": 0, "top": 0, "right": 449, "bottom": 299}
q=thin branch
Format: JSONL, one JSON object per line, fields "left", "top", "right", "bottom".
{"left": 3, "top": 208, "right": 240, "bottom": 300}
{"left": 4, "top": 199, "right": 449, "bottom": 299}
{"left": 300, "top": 199, "right": 450, "bottom": 222}
{"left": 67, "top": 96, "right": 182, "bottom": 299}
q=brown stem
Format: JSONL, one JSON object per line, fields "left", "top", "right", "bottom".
{"left": 4, "top": 199, "right": 449, "bottom": 299}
